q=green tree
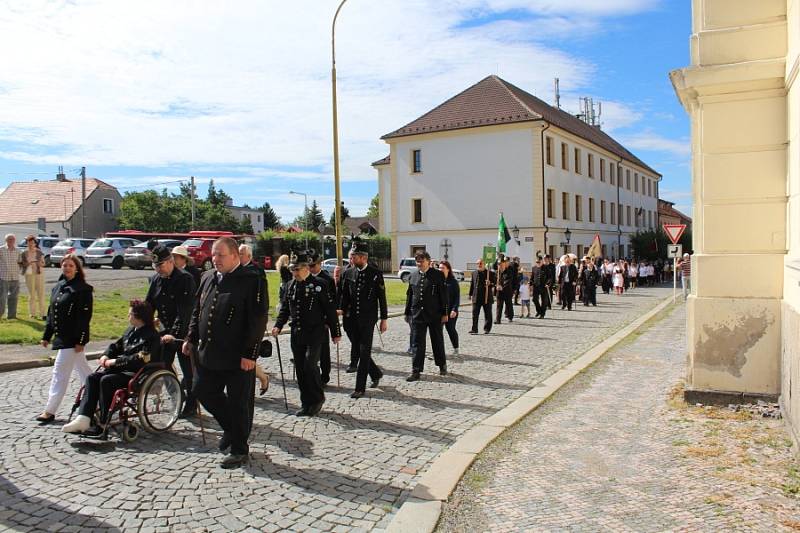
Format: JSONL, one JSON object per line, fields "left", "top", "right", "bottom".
{"left": 294, "top": 200, "right": 325, "bottom": 232}
{"left": 260, "top": 202, "right": 281, "bottom": 230}
{"left": 329, "top": 201, "right": 350, "bottom": 226}
{"left": 366, "top": 193, "right": 379, "bottom": 218}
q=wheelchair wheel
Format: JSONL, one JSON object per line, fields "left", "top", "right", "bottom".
{"left": 121, "top": 423, "right": 139, "bottom": 443}
{"left": 137, "top": 369, "right": 182, "bottom": 433}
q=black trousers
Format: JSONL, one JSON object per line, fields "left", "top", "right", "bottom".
{"left": 162, "top": 342, "right": 178, "bottom": 371}
{"left": 194, "top": 363, "right": 254, "bottom": 455}
{"left": 561, "top": 282, "right": 576, "bottom": 310}
{"left": 290, "top": 325, "right": 325, "bottom": 408}
{"left": 547, "top": 284, "right": 555, "bottom": 308}
{"left": 176, "top": 348, "right": 196, "bottom": 410}
{"left": 342, "top": 320, "right": 359, "bottom": 368}
{"left": 348, "top": 319, "right": 383, "bottom": 392}
{"left": 532, "top": 286, "right": 550, "bottom": 317}
{"left": 320, "top": 327, "right": 331, "bottom": 383}
{"left": 79, "top": 371, "right": 130, "bottom": 422}
{"left": 471, "top": 302, "right": 492, "bottom": 333}
{"left": 412, "top": 320, "right": 446, "bottom": 372}
{"left": 582, "top": 285, "right": 597, "bottom": 306}
{"left": 444, "top": 315, "right": 458, "bottom": 349}
{"left": 496, "top": 291, "right": 514, "bottom": 322}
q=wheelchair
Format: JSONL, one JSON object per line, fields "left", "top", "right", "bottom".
{"left": 68, "top": 362, "right": 183, "bottom": 442}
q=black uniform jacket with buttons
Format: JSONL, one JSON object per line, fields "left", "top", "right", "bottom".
{"left": 579, "top": 266, "right": 600, "bottom": 287}
{"left": 244, "top": 261, "right": 270, "bottom": 313}
{"left": 145, "top": 268, "right": 196, "bottom": 340}
{"left": 104, "top": 325, "right": 162, "bottom": 374}
{"left": 468, "top": 269, "right": 496, "bottom": 305}
{"left": 496, "top": 267, "right": 515, "bottom": 295}
{"left": 274, "top": 275, "right": 341, "bottom": 338}
{"left": 339, "top": 263, "right": 388, "bottom": 324}
{"left": 186, "top": 265, "right": 268, "bottom": 371}
{"left": 315, "top": 269, "right": 337, "bottom": 308}
{"left": 529, "top": 266, "right": 548, "bottom": 288}
{"left": 543, "top": 263, "right": 556, "bottom": 285}
{"left": 404, "top": 267, "right": 448, "bottom": 323}
{"left": 43, "top": 276, "right": 93, "bottom": 350}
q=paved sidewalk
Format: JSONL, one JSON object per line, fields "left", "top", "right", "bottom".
{"left": 0, "top": 287, "right": 669, "bottom": 532}
{"left": 437, "top": 304, "right": 800, "bottom": 532}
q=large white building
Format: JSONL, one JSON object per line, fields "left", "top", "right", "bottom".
{"left": 373, "top": 75, "right": 661, "bottom": 271}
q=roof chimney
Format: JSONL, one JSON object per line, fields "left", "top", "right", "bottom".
{"left": 56, "top": 165, "right": 66, "bottom": 182}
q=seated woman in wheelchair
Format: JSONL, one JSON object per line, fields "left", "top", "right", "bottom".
{"left": 62, "top": 299, "right": 161, "bottom": 435}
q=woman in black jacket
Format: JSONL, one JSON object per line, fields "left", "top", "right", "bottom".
{"left": 36, "top": 255, "right": 94, "bottom": 424}
{"left": 62, "top": 299, "right": 161, "bottom": 434}
{"left": 439, "top": 261, "right": 461, "bottom": 355}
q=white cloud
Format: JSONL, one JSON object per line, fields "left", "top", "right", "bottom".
{"left": 0, "top": 0, "right": 662, "bottom": 183}
{"left": 617, "top": 132, "right": 691, "bottom": 158}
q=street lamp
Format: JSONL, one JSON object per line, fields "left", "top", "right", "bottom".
{"left": 289, "top": 190, "right": 309, "bottom": 250}
{"left": 331, "top": 0, "right": 348, "bottom": 268}
{"left": 564, "top": 227, "right": 572, "bottom": 244}
{"left": 512, "top": 225, "right": 520, "bottom": 242}
{"left": 318, "top": 222, "right": 326, "bottom": 258}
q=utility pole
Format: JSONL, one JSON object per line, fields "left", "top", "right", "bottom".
{"left": 331, "top": 0, "right": 348, "bottom": 267}
{"left": 190, "top": 176, "right": 196, "bottom": 230}
{"left": 80, "top": 166, "right": 86, "bottom": 238}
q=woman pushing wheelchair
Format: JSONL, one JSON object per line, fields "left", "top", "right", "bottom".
{"left": 62, "top": 299, "right": 160, "bottom": 435}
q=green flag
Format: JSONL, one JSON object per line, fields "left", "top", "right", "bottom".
{"left": 497, "top": 213, "right": 511, "bottom": 253}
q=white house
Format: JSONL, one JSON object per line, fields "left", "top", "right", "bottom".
{"left": 374, "top": 75, "right": 661, "bottom": 271}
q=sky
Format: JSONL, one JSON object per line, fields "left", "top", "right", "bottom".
{"left": 0, "top": 0, "right": 692, "bottom": 224}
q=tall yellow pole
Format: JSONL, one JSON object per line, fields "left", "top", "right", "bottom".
{"left": 332, "top": 0, "right": 348, "bottom": 267}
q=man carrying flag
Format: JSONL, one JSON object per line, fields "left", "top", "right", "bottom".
{"left": 497, "top": 213, "right": 511, "bottom": 255}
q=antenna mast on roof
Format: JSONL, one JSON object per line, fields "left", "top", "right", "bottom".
{"left": 576, "top": 97, "right": 602, "bottom": 128}
{"left": 554, "top": 78, "right": 561, "bottom": 109}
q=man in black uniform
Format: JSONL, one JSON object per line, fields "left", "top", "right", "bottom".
{"left": 404, "top": 251, "right": 448, "bottom": 382}
{"left": 336, "top": 250, "right": 360, "bottom": 373}
{"left": 468, "top": 258, "right": 495, "bottom": 334}
{"left": 543, "top": 255, "right": 556, "bottom": 309}
{"left": 182, "top": 237, "right": 268, "bottom": 469}
{"left": 558, "top": 256, "right": 579, "bottom": 310}
{"left": 272, "top": 252, "right": 341, "bottom": 416}
{"left": 145, "top": 245, "right": 197, "bottom": 417}
{"left": 308, "top": 249, "right": 335, "bottom": 386}
{"left": 338, "top": 241, "right": 387, "bottom": 398}
{"left": 495, "top": 257, "right": 514, "bottom": 323}
{"left": 530, "top": 257, "right": 550, "bottom": 318}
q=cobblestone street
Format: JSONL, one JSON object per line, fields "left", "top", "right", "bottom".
{"left": 437, "top": 304, "right": 800, "bottom": 532}
{"left": 0, "top": 287, "right": 669, "bottom": 532}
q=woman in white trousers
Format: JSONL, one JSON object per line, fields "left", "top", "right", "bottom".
{"left": 36, "top": 255, "right": 94, "bottom": 424}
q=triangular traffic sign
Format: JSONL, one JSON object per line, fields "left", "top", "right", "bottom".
{"left": 663, "top": 224, "right": 687, "bottom": 245}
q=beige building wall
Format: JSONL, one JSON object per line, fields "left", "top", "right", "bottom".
{"left": 671, "top": 1, "right": 800, "bottom": 434}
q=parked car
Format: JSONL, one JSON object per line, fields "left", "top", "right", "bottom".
{"left": 399, "top": 257, "right": 464, "bottom": 282}
{"left": 17, "top": 236, "right": 61, "bottom": 267}
{"left": 183, "top": 238, "right": 217, "bottom": 271}
{"left": 124, "top": 239, "right": 184, "bottom": 270}
{"left": 49, "top": 238, "right": 95, "bottom": 266}
{"left": 85, "top": 237, "right": 141, "bottom": 269}
{"left": 322, "top": 258, "right": 338, "bottom": 275}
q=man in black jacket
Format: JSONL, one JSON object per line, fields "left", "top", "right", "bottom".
{"left": 558, "top": 256, "right": 579, "bottom": 311}
{"left": 468, "top": 258, "right": 495, "bottom": 334}
{"left": 272, "top": 252, "right": 341, "bottom": 417}
{"left": 337, "top": 250, "right": 360, "bottom": 373}
{"left": 495, "top": 257, "right": 514, "bottom": 323}
{"left": 543, "top": 255, "right": 556, "bottom": 309}
{"left": 182, "top": 237, "right": 268, "bottom": 469}
{"left": 530, "top": 258, "right": 550, "bottom": 318}
{"left": 146, "top": 245, "right": 196, "bottom": 416}
{"left": 308, "top": 250, "right": 335, "bottom": 386}
{"left": 338, "top": 241, "right": 387, "bottom": 398}
{"left": 404, "top": 251, "right": 448, "bottom": 382}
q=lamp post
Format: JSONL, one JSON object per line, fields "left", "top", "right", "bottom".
{"left": 331, "top": 0, "right": 348, "bottom": 268}
{"left": 318, "top": 222, "right": 326, "bottom": 258}
{"left": 289, "top": 190, "right": 309, "bottom": 250}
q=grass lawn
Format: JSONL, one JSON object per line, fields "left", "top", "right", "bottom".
{"left": 0, "top": 272, "right": 468, "bottom": 345}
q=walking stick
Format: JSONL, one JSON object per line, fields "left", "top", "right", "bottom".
{"left": 274, "top": 334, "right": 289, "bottom": 411}
{"left": 187, "top": 349, "right": 206, "bottom": 446}
{"left": 375, "top": 323, "right": 385, "bottom": 349}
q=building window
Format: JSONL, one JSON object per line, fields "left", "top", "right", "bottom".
{"left": 610, "top": 164, "right": 615, "bottom": 185}
{"left": 600, "top": 158, "right": 606, "bottom": 182}
{"left": 611, "top": 202, "right": 616, "bottom": 225}
{"left": 654, "top": 181, "right": 658, "bottom": 198}
{"left": 561, "top": 143, "right": 569, "bottom": 171}
{"left": 547, "top": 189, "right": 554, "bottom": 218}
{"left": 626, "top": 205, "right": 631, "bottom": 226}
{"left": 600, "top": 200, "right": 606, "bottom": 223}
{"left": 562, "top": 192, "right": 569, "bottom": 220}
{"left": 649, "top": 210, "right": 653, "bottom": 228}
{"left": 647, "top": 179, "right": 651, "bottom": 197}
{"left": 574, "top": 148, "right": 582, "bottom": 174}
{"left": 619, "top": 204, "right": 624, "bottom": 225}
{"left": 103, "top": 198, "right": 114, "bottom": 214}
{"left": 634, "top": 173, "right": 639, "bottom": 193}
{"left": 642, "top": 175, "right": 646, "bottom": 194}
{"left": 575, "top": 195, "right": 583, "bottom": 221}
{"left": 546, "top": 136, "right": 553, "bottom": 166}
{"left": 588, "top": 198, "right": 595, "bottom": 222}
{"left": 412, "top": 198, "right": 422, "bottom": 223}
{"left": 257, "top": 214, "right": 262, "bottom": 223}
{"left": 626, "top": 169, "right": 631, "bottom": 190}
{"left": 587, "top": 154, "right": 594, "bottom": 178}
{"left": 411, "top": 150, "right": 422, "bottom": 173}
{"left": 548, "top": 245, "right": 556, "bottom": 259}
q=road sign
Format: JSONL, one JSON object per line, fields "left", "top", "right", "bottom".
{"left": 663, "top": 224, "right": 687, "bottom": 245}
{"left": 667, "top": 244, "right": 682, "bottom": 258}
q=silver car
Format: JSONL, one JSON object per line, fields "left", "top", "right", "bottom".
{"left": 85, "top": 238, "right": 140, "bottom": 269}
{"left": 49, "top": 238, "right": 95, "bottom": 266}
{"left": 124, "top": 239, "right": 184, "bottom": 269}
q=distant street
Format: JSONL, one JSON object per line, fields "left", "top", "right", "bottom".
{"left": 43, "top": 265, "right": 154, "bottom": 290}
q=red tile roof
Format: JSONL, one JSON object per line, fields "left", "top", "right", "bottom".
{"left": 371, "top": 155, "right": 390, "bottom": 166}
{"left": 381, "top": 75, "right": 660, "bottom": 177}
{"left": 0, "top": 178, "right": 117, "bottom": 224}
{"left": 658, "top": 199, "right": 692, "bottom": 224}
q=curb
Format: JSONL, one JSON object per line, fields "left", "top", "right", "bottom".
{"left": 385, "top": 295, "right": 675, "bottom": 533}
{"left": 0, "top": 311, "right": 408, "bottom": 374}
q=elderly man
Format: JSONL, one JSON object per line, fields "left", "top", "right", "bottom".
{"left": 183, "top": 237, "right": 268, "bottom": 468}
{"left": 0, "top": 234, "right": 21, "bottom": 320}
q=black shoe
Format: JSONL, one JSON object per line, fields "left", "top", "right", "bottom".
{"left": 351, "top": 391, "right": 364, "bottom": 399}
{"left": 469, "top": 330, "right": 478, "bottom": 335}
{"left": 370, "top": 375, "right": 382, "bottom": 388}
{"left": 219, "top": 433, "right": 231, "bottom": 452}
{"left": 295, "top": 408, "right": 311, "bottom": 417}
{"left": 322, "top": 376, "right": 330, "bottom": 385}
{"left": 345, "top": 365, "right": 357, "bottom": 373}
{"left": 308, "top": 402, "right": 324, "bottom": 416}
{"left": 36, "top": 413, "right": 55, "bottom": 425}
{"left": 81, "top": 426, "right": 104, "bottom": 437}
{"left": 220, "top": 454, "right": 248, "bottom": 469}
{"left": 494, "top": 320, "right": 501, "bottom": 324}
{"left": 179, "top": 404, "right": 196, "bottom": 419}
{"left": 439, "top": 364, "right": 448, "bottom": 376}
{"left": 484, "top": 330, "right": 491, "bottom": 334}
{"left": 406, "top": 372, "right": 421, "bottom": 382}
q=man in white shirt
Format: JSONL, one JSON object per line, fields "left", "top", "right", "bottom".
{"left": 0, "top": 234, "right": 21, "bottom": 319}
